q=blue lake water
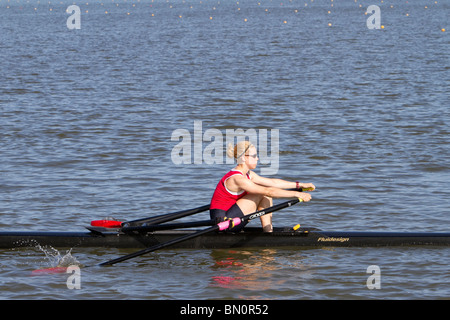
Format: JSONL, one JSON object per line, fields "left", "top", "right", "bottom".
{"left": 0, "top": 0, "right": 449, "bottom": 300}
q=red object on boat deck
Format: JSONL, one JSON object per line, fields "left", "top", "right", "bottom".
{"left": 90, "top": 220, "right": 122, "bottom": 228}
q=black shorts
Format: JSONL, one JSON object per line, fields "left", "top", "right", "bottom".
{"left": 210, "top": 203, "right": 248, "bottom": 232}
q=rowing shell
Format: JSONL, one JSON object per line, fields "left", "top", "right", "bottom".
{"left": 1, "top": 227, "right": 449, "bottom": 249}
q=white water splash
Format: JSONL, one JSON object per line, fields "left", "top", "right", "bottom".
{"left": 14, "top": 239, "right": 80, "bottom": 268}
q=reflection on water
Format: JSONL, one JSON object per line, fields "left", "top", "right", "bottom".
{"left": 209, "top": 249, "right": 309, "bottom": 295}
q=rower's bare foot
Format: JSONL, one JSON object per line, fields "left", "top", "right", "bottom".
{"left": 262, "top": 225, "right": 273, "bottom": 233}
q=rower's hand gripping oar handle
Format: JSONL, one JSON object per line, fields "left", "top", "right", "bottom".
{"left": 288, "top": 187, "right": 314, "bottom": 192}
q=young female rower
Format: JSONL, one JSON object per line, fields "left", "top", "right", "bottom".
{"left": 210, "top": 141, "right": 315, "bottom": 232}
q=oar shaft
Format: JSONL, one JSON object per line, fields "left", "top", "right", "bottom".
{"left": 246, "top": 198, "right": 300, "bottom": 222}
{"left": 99, "top": 225, "right": 220, "bottom": 266}
{"left": 122, "top": 220, "right": 215, "bottom": 233}
{"left": 123, "top": 204, "right": 210, "bottom": 227}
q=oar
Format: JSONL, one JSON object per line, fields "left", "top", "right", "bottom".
{"left": 121, "top": 204, "right": 210, "bottom": 227}
{"left": 91, "top": 204, "right": 210, "bottom": 230}
{"left": 99, "top": 198, "right": 303, "bottom": 266}
{"left": 121, "top": 219, "right": 215, "bottom": 233}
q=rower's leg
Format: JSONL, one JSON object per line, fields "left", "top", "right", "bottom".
{"left": 237, "top": 194, "right": 274, "bottom": 232}
{"left": 259, "top": 196, "right": 273, "bottom": 232}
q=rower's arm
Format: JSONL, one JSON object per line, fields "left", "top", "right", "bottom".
{"left": 233, "top": 175, "right": 312, "bottom": 201}
{"left": 250, "top": 171, "right": 315, "bottom": 191}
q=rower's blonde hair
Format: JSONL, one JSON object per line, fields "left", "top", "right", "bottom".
{"left": 226, "top": 141, "right": 254, "bottom": 161}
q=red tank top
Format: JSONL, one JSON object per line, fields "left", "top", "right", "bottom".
{"left": 210, "top": 170, "right": 251, "bottom": 211}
